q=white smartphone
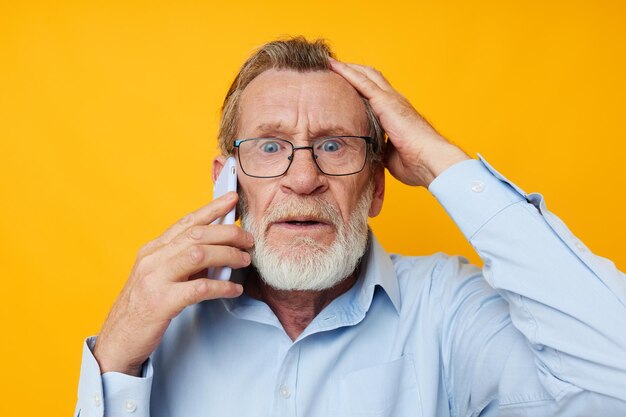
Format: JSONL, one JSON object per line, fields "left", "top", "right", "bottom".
{"left": 207, "top": 156, "right": 238, "bottom": 280}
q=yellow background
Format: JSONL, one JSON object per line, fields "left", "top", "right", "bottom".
{"left": 1, "top": 1, "right": 624, "bottom": 415}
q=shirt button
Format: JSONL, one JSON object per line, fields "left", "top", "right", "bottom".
{"left": 125, "top": 400, "right": 137, "bottom": 413}
{"left": 574, "top": 241, "right": 586, "bottom": 252}
{"left": 279, "top": 385, "right": 291, "bottom": 399}
{"left": 93, "top": 393, "right": 102, "bottom": 407}
{"left": 471, "top": 180, "right": 486, "bottom": 193}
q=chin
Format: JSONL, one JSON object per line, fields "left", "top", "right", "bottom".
{"left": 268, "top": 229, "right": 336, "bottom": 247}
{"left": 270, "top": 235, "right": 334, "bottom": 257}
{"left": 250, "top": 231, "right": 368, "bottom": 292}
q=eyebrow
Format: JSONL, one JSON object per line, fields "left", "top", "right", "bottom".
{"left": 252, "top": 123, "right": 284, "bottom": 136}
{"left": 251, "top": 123, "right": 357, "bottom": 138}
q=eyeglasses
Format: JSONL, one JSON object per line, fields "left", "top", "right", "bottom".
{"left": 233, "top": 136, "right": 374, "bottom": 178}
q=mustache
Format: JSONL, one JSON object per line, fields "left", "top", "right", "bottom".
{"left": 265, "top": 197, "right": 340, "bottom": 226}
{"left": 240, "top": 195, "right": 341, "bottom": 230}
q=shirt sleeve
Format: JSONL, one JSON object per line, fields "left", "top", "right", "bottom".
{"left": 428, "top": 156, "right": 626, "bottom": 416}
{"left": 75, "top": 336, "right": 153, "bottom": 417}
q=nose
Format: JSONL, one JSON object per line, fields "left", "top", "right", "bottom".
{"left": 280, "top": 147, "right": 327, "bottom": 195}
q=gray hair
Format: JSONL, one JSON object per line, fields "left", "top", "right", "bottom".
{"left": 218, "top": 36, "right": 385, "bottom": 167}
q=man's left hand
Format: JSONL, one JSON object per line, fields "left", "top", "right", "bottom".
{"left": 329, "top": 58, "right": 470, "bottom": 187}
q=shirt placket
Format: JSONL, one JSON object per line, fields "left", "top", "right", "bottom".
{"left": 271, "top": 342, "right": 302, "bottom": 417}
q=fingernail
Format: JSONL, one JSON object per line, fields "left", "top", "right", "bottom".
{"left": 226, "top": 191, "right": 237, "bottom": 200}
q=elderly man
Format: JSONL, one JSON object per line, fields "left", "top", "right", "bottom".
{"left": 75, "top": 38, "right": 626, "bottom": 416}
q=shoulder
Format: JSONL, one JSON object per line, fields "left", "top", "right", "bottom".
{"left": 392, "top": 252, "right": 481, "bottom": 291}
{"left": 390, "top": 252, "right": 493, "bottom": 313}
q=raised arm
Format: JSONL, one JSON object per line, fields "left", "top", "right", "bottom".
{"left": 330, "top": 58, "right": 626, "bottom": 414}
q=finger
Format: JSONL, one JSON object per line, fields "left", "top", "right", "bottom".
{"left": 173, "top": 224, "right": 254, "bottom": 251}
{"left": 340, "top": 62, "right": 395, "bottom": 94}
{"left": 328, "top": 58, "right": 388, "bottom": 101}
{"left": 168, "top": 278, "right": 243, "bottom": 313}
{"left": 383, "top": 139, "right": 398, "bottom": 167}
{"left": 160, "top": 244, "right": 251, "bottom": 283}
{"left": 155, "top": 224, "right": 253, "bottom": 268}
{"left": 158, "top": 192, "right": 239, "bottom": 245}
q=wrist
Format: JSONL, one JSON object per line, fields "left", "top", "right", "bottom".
{"left": 417, "top": 142, "right": 470, "bottom": 187}
{"left": 93, "top": 338, "right": 144, "bottom": 377}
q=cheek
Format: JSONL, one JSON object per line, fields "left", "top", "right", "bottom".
{"left": 330, "top": 178, "right": 367, "bottom": 221}
{"left": 238, "top": 179, "right": 277, "bottom": 218}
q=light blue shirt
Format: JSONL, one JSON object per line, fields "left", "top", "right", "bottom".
{"left": 75, "top": 157, "right": 626, "bottom": 417}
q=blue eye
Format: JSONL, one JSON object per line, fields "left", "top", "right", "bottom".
{"left": 321, "top": 139, "right": 341, "bottom": 152}
{"left": 261, "top": 141, "right": 280, "bottom": 153}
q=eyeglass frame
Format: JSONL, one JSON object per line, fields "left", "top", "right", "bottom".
{"left": 233, "top": 136, "right": 376, "bottom": 178}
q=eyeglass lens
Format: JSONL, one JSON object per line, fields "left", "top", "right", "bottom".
{"left": 237, "top": 137, "right": 368, "bottom": 177}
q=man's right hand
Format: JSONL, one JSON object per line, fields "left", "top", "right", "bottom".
{"left": 93, "top": 191, "right": 253, "bottom": 376}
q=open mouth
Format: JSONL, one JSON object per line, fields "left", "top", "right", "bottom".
{"left": 272, "top": 217, "right": 332, "bottom": 230}
{"left": 285, "top": 220, "right": 322, "bottom": 226}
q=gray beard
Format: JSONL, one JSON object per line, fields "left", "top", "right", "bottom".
{"left": 239, "top": 181, "right": 373, "bottom": 291}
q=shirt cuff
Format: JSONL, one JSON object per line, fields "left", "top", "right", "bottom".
{"left": 428, "top": 155, "right": 526, "bottom": 239}
{"left": 76, "top": 336, "right": 153, "bottom": 417}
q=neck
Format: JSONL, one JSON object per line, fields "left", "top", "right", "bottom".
{"left": 245, "top": 270, "right": 358, "bottom": 341}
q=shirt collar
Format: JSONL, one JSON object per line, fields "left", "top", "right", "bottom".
{"left": 353, "top": 230, "right": 402, "bottom": 314}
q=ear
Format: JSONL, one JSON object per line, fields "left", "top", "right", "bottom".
{"left": 212, "top": 155, "right": 227, "bottom": 183}
{"left": 368, "top": 165, "right": 385, "bottom": 217}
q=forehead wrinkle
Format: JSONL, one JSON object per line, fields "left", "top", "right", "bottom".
{"left": 240, "top": 69, "right": 368, "bottom": 140}
{"left": 305, "top": 102, "right": 368, "bottom": 139}
{"left": 303, "top": 92, "right": 368, "bottom": 139}
{"left": 248, "top": 107, "right": 366, "bottom": 140}
{"left": 302, "top": 110, "right": 363, "bottom": 142}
